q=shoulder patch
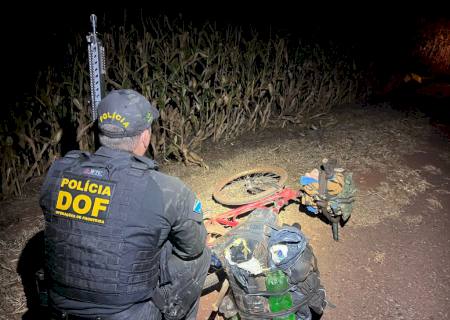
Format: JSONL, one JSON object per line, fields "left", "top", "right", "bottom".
{"left": 193, "top": 199, "right": 202, "bottom": 214}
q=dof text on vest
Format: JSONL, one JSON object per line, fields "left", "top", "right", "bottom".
{"left": 40, "top": 149, "right": 163, "bottom": 306}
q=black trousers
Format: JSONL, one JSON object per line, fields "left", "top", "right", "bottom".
{"left": 49, "top": 246, "right": 211, "bottom": 320}
{"left": 153, "top": 246, "right": 212, "bottom": 320}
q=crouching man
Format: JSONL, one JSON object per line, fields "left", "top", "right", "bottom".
{"left": 40, "top": 89, "right": 211, "bottom": 320}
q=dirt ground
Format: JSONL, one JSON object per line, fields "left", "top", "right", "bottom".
{"left": 0, "top": 102, "right": 449, "bottom": 319}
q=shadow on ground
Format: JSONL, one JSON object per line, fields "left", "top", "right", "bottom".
{"left": 16, "top": 231, "right": 48, "bottom": 320}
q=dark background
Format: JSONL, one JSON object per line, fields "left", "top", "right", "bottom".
{"left": 3, "top": 3, "right": 449, "bottom": 104}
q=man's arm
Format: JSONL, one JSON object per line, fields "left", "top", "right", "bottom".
{"left": 170, "top": 185, "right": 207, "bottom": 259}
{"left": 159, "top": 176, "right": 207, "bottom": 259}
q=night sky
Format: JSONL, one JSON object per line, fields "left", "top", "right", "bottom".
{"left": 3, "top": 3, "right": 448, "bottom": 104}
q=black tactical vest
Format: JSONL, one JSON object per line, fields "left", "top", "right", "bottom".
{"left": 40, "top": 148, "right": 163, "bottom": 306}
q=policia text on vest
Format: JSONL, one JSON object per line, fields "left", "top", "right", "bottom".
{"left": 54, "top": 174, "right": 116, "bottom": 225}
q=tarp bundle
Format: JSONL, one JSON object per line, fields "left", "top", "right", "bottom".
{"left": 212, "top": 209, "right": 327, "bottom": 320}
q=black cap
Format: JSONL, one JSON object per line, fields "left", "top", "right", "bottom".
{"left": 97, "top": 89, "right": 159, "bottom": 138}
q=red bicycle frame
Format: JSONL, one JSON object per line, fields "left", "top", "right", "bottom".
{"left": 207, "top": 187, "right": 300, "bottom": 228}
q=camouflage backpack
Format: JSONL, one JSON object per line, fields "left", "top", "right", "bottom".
{"left": 299, "top": 158, "right": 356, "bottom": 226}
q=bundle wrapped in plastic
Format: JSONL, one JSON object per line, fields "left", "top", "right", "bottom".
{"left": 213, "top": 208, "right": 327, "bottom": 320}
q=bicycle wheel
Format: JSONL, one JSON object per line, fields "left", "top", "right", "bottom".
{"left": 213, "top": 167, "right": 288, "bottom": 206}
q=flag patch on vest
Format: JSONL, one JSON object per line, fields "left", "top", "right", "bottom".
{"left": 53, "top": 173, "right": 116, "bottom": 225}
{"left": 193, "top": 199, "right": 202, "bottom": 214}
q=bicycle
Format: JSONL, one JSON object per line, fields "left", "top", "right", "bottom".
{"left": 204, "top": 162, "right": 348, "bottom": 245}
{"left": 201, "top": 162, "right": 353, "bottom": 317}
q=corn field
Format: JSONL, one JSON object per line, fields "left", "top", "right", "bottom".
{"left": 1, "top": 15, "right": 369, "bottom": 198}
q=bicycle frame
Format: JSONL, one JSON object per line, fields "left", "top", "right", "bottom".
{"left": 205, "top": 187, "right": 299, "bottom": 236}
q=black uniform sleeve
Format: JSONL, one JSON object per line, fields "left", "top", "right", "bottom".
{"left": 159, "top": 176, "right": 207, "bottom": 259}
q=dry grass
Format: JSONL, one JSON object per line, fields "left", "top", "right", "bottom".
{"left": 405, "top": 214, "right": 424, "bottom": 226}
{"left": 439, "top": 152, "right": 450, "bottom": 165}
{"left": 0, "top": 217, "right": 44, "bottom": 318}
{"left": 422, "top": 165, "right": 442, "bottom": 175}
{"left": 372, "top": 251, "right": 386, "bottom": 265}
{"left": 436, "top": 189, "right": 450, "bottom": 195}
{"left": 426, "top": 197, "right": 444, "bottom": 211}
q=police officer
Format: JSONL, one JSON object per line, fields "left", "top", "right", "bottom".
{"left": 40, "top": 89, "right": 211, "bottom": 320}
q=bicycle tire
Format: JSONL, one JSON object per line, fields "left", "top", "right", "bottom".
{"left": 213, "top": 166, "right": 288, "bottom": 206}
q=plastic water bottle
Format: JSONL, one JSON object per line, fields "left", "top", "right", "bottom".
{"left": 265, "top": 270, "right": 296, "bottom": 320}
